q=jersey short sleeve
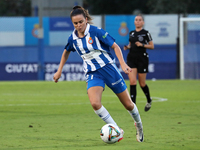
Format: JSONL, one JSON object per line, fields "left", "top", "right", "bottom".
{"left": 64, "top": 35, "right": 76, "bottom": 52}
{"left": 96, "top": 27, "right": 115, "bottom": 47}
{"left": 146, "top": 31, "right": 153, "bottom": 42}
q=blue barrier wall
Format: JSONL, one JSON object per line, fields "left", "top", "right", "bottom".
{"left": 0, "top": 45, "right": 176, "bottom": 63}
{"left": 0, "top": 16, "right": 178, "bottom": 81}
{"left": 0, "top": 44, "right": 177, "bottom": 81}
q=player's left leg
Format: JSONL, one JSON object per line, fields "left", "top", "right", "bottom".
{"left": 116, "top": 89, "right": 144, "bottom": 142}
{"left": 100, "top": 63, "right": 144, "bottom": 142}
{"left": 116, "top": 89, "right": 141, "bottom": 123}
{"left": 101, "top": 63, "right": 142, "bottom": 124}
{"left": 138, "top": 73, "right": 152, "bottom": 111}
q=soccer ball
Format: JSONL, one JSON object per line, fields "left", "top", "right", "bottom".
{"left": 100, "top": 124, "right": 123, "bottom": 144}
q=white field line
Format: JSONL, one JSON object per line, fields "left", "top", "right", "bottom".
{"left": 0, "top": 96, "right": 168, "bottom": 107}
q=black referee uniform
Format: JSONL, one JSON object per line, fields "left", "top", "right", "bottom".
{"left": 127, "top": 29, "right": 153, "bottom": 111}
{"left": 127, "top": 29, "right": 153, "bottom": 73}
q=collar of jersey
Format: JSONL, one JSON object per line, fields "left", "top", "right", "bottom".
{"left": 72, "top": 23, "right": 90, "bottom": 40}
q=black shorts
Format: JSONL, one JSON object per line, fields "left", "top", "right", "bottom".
{"left": 127, "top": 52, "right": 149, "bottom": 73}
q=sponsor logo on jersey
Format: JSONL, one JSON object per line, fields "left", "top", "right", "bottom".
{"left": 103, "top": 32, "right": 108, "bottom": 38}
{"left": 112, "top": 78, "right": 122, "bottom": 86}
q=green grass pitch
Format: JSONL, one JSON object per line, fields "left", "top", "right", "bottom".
{"left": 0, "top": 80, "right": 199, "bottom": 150}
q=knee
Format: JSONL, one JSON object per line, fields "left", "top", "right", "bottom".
{"left": 124, "top": 102, "right": 134, "bottom": 111}
{"left": 130, "top": 80, "right": 137, "bottom": 85}
{"left": 139, "top": 82, "right": 146, "bottom": 88}
{"left": 90, "top": 101, "right": 102, "bottom": 110}
{"left": 129, "top": 77, "right": 137, "bottom": 85}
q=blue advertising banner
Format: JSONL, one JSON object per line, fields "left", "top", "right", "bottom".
{"left": 0, "top": 62, "right": 176, "bottom": 81}
{"left": 0, "top": 17, "right": 25, "bottom": 46}
{"left": 45, "top": 62, "right": 177, "bottom": 81}
{"left": 49, "top": 17, "right": 74, "bottom": 46}
{"left": 0, "top": 17, "right": 24, "bottom": 32}
{"left": 45, "top": 62, "right": 85, "bottom": 81}
{"left": 105, "top": 15, "right": 136, "bottom": 45}
{"left": 0, "top": 63, "right": 38, "bottom": 80}
{"left": 25, "top": 17, "right": 49, "bottom": 46}
{"left": 49, "top": 17, "right": 74, "bottom": 31}
{"left": 146, "top": 62, "right": 176, "bottom": 79}
{"left": 144, "top": 15, "right": 178, "bottom": 44}
{"left": 120, "top": 62, "right": 176, "bottom": 80}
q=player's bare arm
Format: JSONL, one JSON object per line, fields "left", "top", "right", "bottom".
{"left": 53, "top": 50, "right": 71, "bottom": 82}
{"left": 123, "top": 42, "right": 131, "bottom": 50}
{"left": 111, "top": 42, "right": 132, "bottom": 74}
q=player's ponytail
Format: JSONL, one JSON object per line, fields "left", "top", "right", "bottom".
{"left": 70, "top": 6, "right": 93, "bottom": 24}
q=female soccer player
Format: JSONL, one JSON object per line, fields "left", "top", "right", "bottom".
{"left": 124, "top": 14, "right": 154, "bottom": 112}
{"left": 53, "top": 6, "right": 144, "bottom": 142}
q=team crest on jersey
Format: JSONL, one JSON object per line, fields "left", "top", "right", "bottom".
{"left": 138, "top": 35, "right": 144, "bottom": 41}
{"left": 88, "top": 37, "right": 93, "bottom": 44}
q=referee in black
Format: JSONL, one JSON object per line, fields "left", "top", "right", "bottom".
{"left": 124, "top": 14, "right": 154, "bottom": 112}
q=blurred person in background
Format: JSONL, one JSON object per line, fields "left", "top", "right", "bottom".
{"left": 124, "top": 14, "right": 154, "bottom": 112}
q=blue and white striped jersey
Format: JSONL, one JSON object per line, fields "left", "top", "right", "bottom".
{"left": 65, "top": 24, "right": 115, "bottom": 73}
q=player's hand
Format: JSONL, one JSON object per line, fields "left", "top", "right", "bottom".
{"left": 123, "top": 45, "right": 129, "bottom": 50}
{"left": 135, "top": 41, "right": 143, "bottom": 47}
{"left": 121, "top": 63, "right": 132, "bottom": 74}
{"left": 53, "top": 71, "right": 61, "bottom": 83}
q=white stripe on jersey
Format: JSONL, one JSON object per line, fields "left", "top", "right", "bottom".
{"left": 95, "top": 36, "right": 105, "bottom": 52}
{"left": 147, "top": 32, "right": 152, "bottom": 41}
{"left": 95, "top": 36, "right": 113, "bottom": 63}
{"left": 76, "top": 39, "right": 85, "bottom": 54}
{"left": 94, "top": 55, "right": 106, "bottom": 68}
{"left": 73, "top": 43, "right": 81, "bottom": 57}
{"left": 86, "top": 59, "right": 96, "bottom": 71}
{"left": 86, "top": 33, "right": 94, "bottom": 51}
{"left": 83, "top": 61, "right": 87, "bottom": 72}
{"left": 102, "top": 52, "right": 113, "bottom": 63}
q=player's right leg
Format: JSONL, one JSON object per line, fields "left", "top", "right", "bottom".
{"left": 88, "top": 87, "right": 124, "bottom": 141}
{"left": 86, "top": 73, "right": 118, "bottom": 126}
{"left": 88, "top": 87, "right": 119, "bottom": 126}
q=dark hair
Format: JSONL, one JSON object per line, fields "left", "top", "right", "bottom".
{"left": 137, "top": 14, "right": 144, "bottom": 21}
{"left": 70, "top": 6, "right": 93, "bottom": 24}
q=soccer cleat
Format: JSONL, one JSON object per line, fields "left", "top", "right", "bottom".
{"left": 144, "top": 101, "right": 152, "bottom": 112}
{"left": 118, "top": 128, "right": 124, "bottom": 142}
{"left": 135, "top": 122, "right": 144, "bottom": 142}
